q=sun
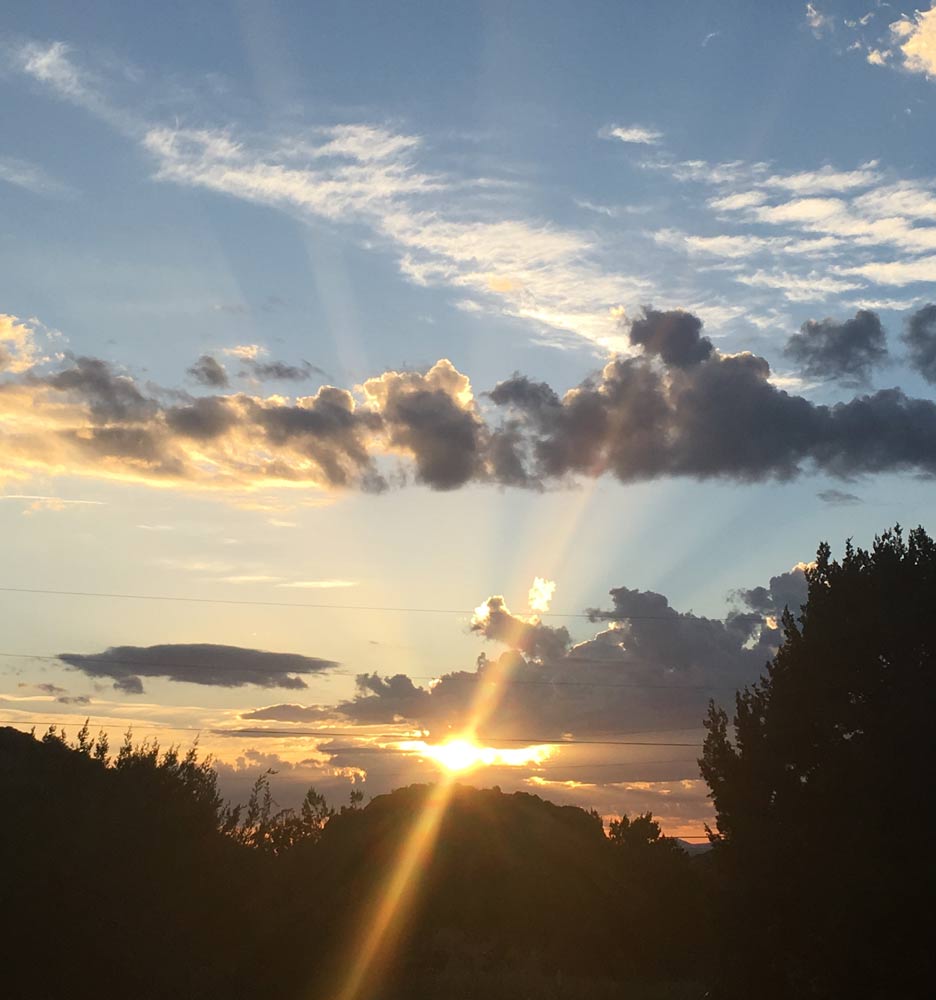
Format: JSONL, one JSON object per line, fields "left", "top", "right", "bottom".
{"left": 429, "top": 739, "right": 485, "bottom": 772}
{"left": 399, "top": 738, "right": 553, "bottom": 772}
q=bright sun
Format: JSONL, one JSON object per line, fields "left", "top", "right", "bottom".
{"left": 430, "top": 740, "right": 483, "bottom": 771}
{"left": 399, "top": 738, "right": 552, "bottom": 772}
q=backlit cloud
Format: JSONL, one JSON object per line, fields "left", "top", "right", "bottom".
{"left": 528, "top": 577, "right": 557, "bottom": 614}
{"left": 246, "top": 563, "right": 805, "bottom": 750}
{"left": 5, "top": 305, "right": 936, "bottom": 497}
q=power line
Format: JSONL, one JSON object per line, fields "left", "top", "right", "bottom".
{"left": 0, "top": 716, "right": 703, "bottom": 748}
{"left": 0, "top": 584, "right": 756, "bottom": 623}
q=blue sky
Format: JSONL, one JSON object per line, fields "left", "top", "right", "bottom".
{"left": 2, "top": 0, "right": 936, "bottom": 832}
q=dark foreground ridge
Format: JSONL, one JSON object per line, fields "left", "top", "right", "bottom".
{"left": 1, "top": 725, "right": 706, "bottom": 999}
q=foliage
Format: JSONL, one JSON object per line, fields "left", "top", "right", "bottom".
{"left": 700, "top": 525, "right": 936, "bottom": 998}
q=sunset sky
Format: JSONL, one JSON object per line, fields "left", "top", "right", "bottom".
{"left": 3, "top": 0, "right": 936, "bottom": 836}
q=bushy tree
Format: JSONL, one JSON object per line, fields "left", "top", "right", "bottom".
{"left": 700, "top": 526, "right": 936, "bottom": 998}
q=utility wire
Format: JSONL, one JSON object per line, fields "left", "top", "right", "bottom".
{"left": 0, "top": 716, "right": 704, "bottom": 748}
{"left": 0, "top": 584, "right": 762, "bottom": 623}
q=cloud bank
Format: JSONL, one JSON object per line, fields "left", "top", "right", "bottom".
{"left": 4, "top": 306, "right": 936, "bottom": 496}
{"left": 245, "top": 564, "right": 808, "bottom": 743}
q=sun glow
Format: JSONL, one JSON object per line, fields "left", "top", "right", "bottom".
{"left": 400, "top": 737, "right": 552, "bottom": 772}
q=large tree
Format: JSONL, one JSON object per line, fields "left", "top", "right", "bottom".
{"left": 700, "top": 526, "right": 936, "bottom": 998}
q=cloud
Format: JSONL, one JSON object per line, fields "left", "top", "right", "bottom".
{"left": 288, "top": 564, "right": 807, "bottom": 744}
{"left": 0, "top": 314, "right": 43, "bottom": 373}
{"left": 889, "top": 5, "right": 936, "bottom": 78}
{"left": 602, "top": 124, "right": 664, "bottom": 146}
{"left": 628, "top": 307, "right": 714, "bottom": 367}
{"left": 136, "top": 116, "right": 649, "bottom": 348}
{"left": 335, "top": 673, "right": 434, "bottom": 725}
{"left": 0, "top": 156, "right": 69, "bottom": 197}
{"left": 188, "top": 355, "right": 229, "bottom": 388}
{"left": 360, "top": 359, "right": 485, "bottom": 490}
{"left": 7, "top": 306, "right": 936, "bottom": 496}
{"left": 901, "top": 303, "right": 936, "bottom": 382}
{"left": 18, "top": 681, "right": 94, "bottom": 705}
{"left": 192, "top": 349, "right": 321, "bottom": 386}
{"left": 731, "top": 564, "right": 809, "bottom": 622}
{"left": 471, "top": 596, "right": 571, "bottom": 662}
{"left": 243, "top": 359, "right": 322, "bottom": 382}
{"left": 239, "top": 703, "right": 334, "bottom": 723}
{"left": 44, "top": 356, "right": 157, "bottom": 423}
{"left": 528, "top": 577, "right": 556, "bottom": 614}
{"left": 842, "top": 256, "right": 936, "bottom": 287}
{"left": 223, "top": 344, "right": 263, "bottom": 361}
{"left": 817, "top": 488, "right": 862, "bottom": 505}
{"left": 653, "top": 152, "right": 936, "bottom": 301}
{"left": 784, "top": 309, "right": 888, "bottom": 385}
{"left": 805, "top": 3, "right": 833, "bottom": 39}
{"left": 58, "top": 642, "right": 339, "bottom": 694}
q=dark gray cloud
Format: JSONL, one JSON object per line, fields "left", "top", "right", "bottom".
{"left": 629, "top": 307, "right": 714, "bottom": 367}
{"left": 45, "top": 356, "right": 158, "bottom": 423}
{"left": 366, "top": 362, "right": 486, "bottom": 490}
{"left": 58, "top": 643, "right": 339, "bottom": 694}
{"left": 336, "top": 673, "right": 433, "bottom": 724}
{"left": 21, "top": 682, "right": 67, "bottom": 696}
{"left": 784, "top": 309, "right": 888, "bottom": 385}
{"left": 240, "top": 703, "right": 333, "bottom": 723}
{"left": 11, "top": 304, "right": 936, "bottom": 494}
{"left": 243, "top": 359, "right": 323, "bottom": 382}
{"left": 188, "top": 354, "right": 229, "bottom": 388}
{"left": 902, "top": 304, "right": 936, "bottom": 384}
{"left": 817, "top": 488, "right": 862, "bottom": 505}
{"left": 16, "top": 681, "right": 90, "bottom": 704}
{"left": 491, "top": 342, "right": 936, "bottom": 485}
{"left": 250, "top": 565, "right": 798, "bottom": 742}
{"left": 165, "top": 397, "right": 240, "bottom": 440}
{"left": 471, "top": 596, "right": 571, "bottom": 661}
{"left": 731, "top": 565, "right": 809, "bottom": 621}
{"left": 248, "top": 386, "right": 386, "bottom": 489}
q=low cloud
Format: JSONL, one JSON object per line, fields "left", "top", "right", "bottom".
{"left": 240, "top": 703, "right": 333, "bottom": 723}
{"left": 244, "top": 565, "right": 804, "bottom": 745}
{"left": 731, "top": 564, "right": 809, "bottom": 622}
{"left": 784, "top": 309, "right": 888, "bottom": 385}
{"left": 0, "top": 314, "right": 44, "bottom": 373}
{"left": 188, "top": 355, "right": 229, "bottom": 388}
{"left": 817, "top": 488, "right": 862, "bottom": 505}
{"left": 58, "top": 643, "right": 339, "bottom": 694}
{"left": 5, "top": 306, "right": 936, "bottom": 496}
{"left": 242, "top": 359, "right": 323, "bottom": 382}
{"left": 902, "top": 304, "right": 936, "bottom": 383}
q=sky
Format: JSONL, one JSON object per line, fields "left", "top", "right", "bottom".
{"left": 3, "top": 0, "right": 936, "bottom": 836}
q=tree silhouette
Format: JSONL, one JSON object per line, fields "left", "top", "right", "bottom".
{"left": 700, "top": 526, "right": 936, "bottom": 998}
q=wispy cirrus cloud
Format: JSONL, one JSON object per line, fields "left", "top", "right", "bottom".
{"left": 9, "top": 40, "right": 653, "bottom": 351}
{"left": 0, "top": 155, "right": 70, "bottom": 196}
{"left": 642, "top": 151, "right": 936, "bottom": 301}
{"left": 600, "top": 123, "right": 664, "bottom": 146}
{"left": 9, "top": 35, "right": 936, "bottom": 344}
